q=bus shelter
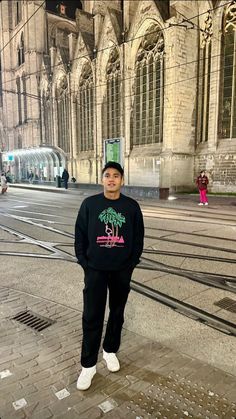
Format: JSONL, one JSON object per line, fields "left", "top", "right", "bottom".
{"left": 2, "top": 146, "right": 66, "bottom": 183}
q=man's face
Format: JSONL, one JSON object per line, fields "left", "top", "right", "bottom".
{"left": 102, "top": 168, "right": 124, "bottom": 193}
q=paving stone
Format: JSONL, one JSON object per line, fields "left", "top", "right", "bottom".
{"left": 13, "top": 353, "right": 39, "bottom": 366}
{"left": 1, "top": 409, "right": 26, "bottom": 419}
{"left": 30, "top": 407, "right": 53, "bottom": 419}
{"left": 12, "top": 383, "right": 38, "bottom": 400}
{"left": 49, "top": 358, "right": 76, "bottom": 375}
{"left": 35, "top": 376, "right": 65, "bottom": 390}
{"left": 0, "top": 288, "right": 236, "bottom": 418}
{"left": 0, "top": 352, "right": 23, "bottom": 364}
{"left": 72, "top": 393, "right": 106, "bottom": 415}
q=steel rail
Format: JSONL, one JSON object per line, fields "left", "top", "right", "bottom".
{"left": 140, "top": 257, "right": 236, "bottom": 293}
{"left": 131, "top": 280, "right": 236, "bottom": 337}
{"left": 145, "top": 234, "right": 236, "bottom": 254}
{"left": 145, "top": 226, "right": 236, "bottom": 243}
{"left": 143, "top": 249, "right": 236, "bottom": 264}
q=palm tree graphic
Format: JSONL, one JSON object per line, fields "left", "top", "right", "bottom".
{"left": 98, "top": 207, "right": 126, "bottom": 247}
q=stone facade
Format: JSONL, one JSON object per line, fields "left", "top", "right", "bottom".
{"left": 0, "top": 0, "right": 236, "bottom": 192}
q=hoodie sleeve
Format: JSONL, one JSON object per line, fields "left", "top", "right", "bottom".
{"left": 131, "top": 204, "right": 144, "bottom": 267}
{"left": 74, "top": 200, "right": 89, "bottom": 270}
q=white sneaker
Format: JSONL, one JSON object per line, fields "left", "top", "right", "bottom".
{"left": 204, "top": 202, "right": 208, "bottom": 205}
{"left": 198, "top": 203, "right": 204, "bottom": 205}
{"left": 103, "top": 350, "right": 120, "bottom": 372}
{"left": 76, "top": 366, "right": 96, "bottom": 390}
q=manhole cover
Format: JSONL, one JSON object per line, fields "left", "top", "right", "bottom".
{"left": 214, "top": 297, "right": 236, "bottom": 313}
{"left": 12, "top": 310, "right": 55, "bottom": 331}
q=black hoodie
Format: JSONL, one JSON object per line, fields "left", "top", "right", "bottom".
{"left": 74, "top": 193, "right": 144, "bottom": 271}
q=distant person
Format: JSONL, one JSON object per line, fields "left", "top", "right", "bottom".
{"left": 74, "top": 161, "right": 144, "bottom": 391}
{"left": 196, "top": 170, "right": 209, "bottom": 206}
{"left": 6, "top": 170, "right": 12, "bottom": 183}
{"left": 1, "top": 173, "right": 8, "bottom": 194}
{"left": 28, "top": 170, "right": 34, "bottom": 184}
{"left": 62, "top": 169, "right": 69, "bottom": 189}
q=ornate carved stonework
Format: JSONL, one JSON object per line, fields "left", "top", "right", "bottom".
{"left": 79, "top": 63, "right": 93, "bottom": 87}
{"left": 225, "top": 1, "right": 236, "bottom": 32}
{"left": 137, "top": 24, "right": 164, "bottom": 62}
{"left": 201, "top": 11, "right": 213, "bottom": 47}
{"left": 92, "top": 0, "right": 107, "bottom": 16}
{"left": 106, "top": 48, "right": 120, "bottom": 75}
{"left": 56, "top": 76, "right": 68, "bottom": 98}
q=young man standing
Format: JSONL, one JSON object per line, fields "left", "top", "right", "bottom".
{"left": 74, "top": 161, "right": 144, "bottom": 390}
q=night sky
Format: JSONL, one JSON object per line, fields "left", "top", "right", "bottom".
{"left": 46, "top": 0, "right": 83, "bottom": 19}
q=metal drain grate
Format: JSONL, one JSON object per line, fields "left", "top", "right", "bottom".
{"left": 12, "top": 310, "right": 55, "bottom": 331}
{"left": 214, "top": 297, "right": 236, "bottom": 313}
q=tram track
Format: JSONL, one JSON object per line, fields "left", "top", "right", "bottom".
{"left": 145, "top": 234, "right": 236, "bottom": 255}
{"left": 143, "top": 248, "right": 236, "bottom": 264}
{"left": 131, "top": 280, "right": 236, "bottom": 337}
{"left": 145, "top": 226, "right": 236, "bottom": 243}
{"left": 140, "top": 256, "right": 236, "bottom": 294}
{"left": 0, "top": 218, "right": 236, "bottom": 338}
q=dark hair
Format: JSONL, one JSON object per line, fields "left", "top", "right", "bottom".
{"left": 102, "top": 161, "right": 124, "bottom": 177}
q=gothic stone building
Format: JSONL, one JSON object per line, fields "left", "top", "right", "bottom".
{"left": 0, "top": 0, "right": 236, "bottom": 192}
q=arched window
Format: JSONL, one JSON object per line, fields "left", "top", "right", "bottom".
{"left": 16, "top": 76, "right": 22, "bottom": 125}
{"left": 22, "top": 73, "right": 27, "bottom": 122}
{"left": 76, "top": 63, "right": 94, "bottom": 153}
{"left": 220, "top": 3, "right": 236, "bottom": 139}
{"left": 102, "top": 48, "right": 121, "bottom": 140}
{"left": 16, "top": 1, "right": 22, "bottom": 25}
{"left": 43, "top": 88, "right": 53, "bottom": 144}
{"left": 20, "top": 33, "right": 24, "bottom": 64}
{"left": 131, "top": 25, "right": 164, "bottom": 146}
{"left": 18, "top": 135, "right": 22, "bottom": 149}
{"left": 18, "top": 33, "right": 25, "bottom": 66}
{"left": 56, "top": 76, "right": 70, "bottom": 153}
{"left": 197, "top": 12, "right": 212, "bottom": 143}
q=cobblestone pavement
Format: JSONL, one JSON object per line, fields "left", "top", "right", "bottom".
{"left": 0, "top": 287, "right": 236, "bottom": 419}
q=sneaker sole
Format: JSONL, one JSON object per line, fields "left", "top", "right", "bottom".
{"left": 76, "top": 372, "right": 96, "bottom": 390}
{"left": 103, "top": 359, "right": 120, "bottom": 372}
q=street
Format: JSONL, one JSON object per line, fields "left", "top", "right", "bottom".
{"left": 0, "top": 187, "right": 236, "bottom": 418}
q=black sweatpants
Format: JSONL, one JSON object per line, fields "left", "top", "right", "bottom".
{"left": 81, "top": 267, "right": 133, "bottom": 368}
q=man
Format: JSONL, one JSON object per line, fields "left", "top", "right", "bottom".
{"left": 28, "top": 170, "right": 34, "bottom": 184}
{"left": 74, "top": 161, "right": 144, "bottom": 390}
{"left": 61, "top": 168, "right": 69, "bottom": 189}
{"left": 1, "top": 172, "right": 8, "bottom": 194}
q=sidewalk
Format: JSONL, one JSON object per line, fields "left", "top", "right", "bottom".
{"left": 0, "top": 287, "right": 235, "bottom": 419}
{"left": 8, "top": 183, "right": 68, "bottom": 194}
{"left": 8, "top": 182, "right": 236, "bottom": 204}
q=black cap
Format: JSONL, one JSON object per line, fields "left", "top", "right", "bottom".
{"left": 102, "top": 161, "right": 124, "bottom": 177}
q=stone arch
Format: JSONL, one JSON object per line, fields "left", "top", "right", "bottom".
{"left": 75, "top": 60, "right": 94, "bottom": 153}
{"left": 55, "top": 74, "right": 70, "bottom": 153}
{"left": 218, "top": 1, "right": 236, "bottom": 139}
{"left": 130, "top": 22, "right": 164, "bottom": 147}
{"left": 129, "top": 18, "right": 164, "bottom": 73}
{"left": 101, "top": 46, "right": 121, "bottom": 141}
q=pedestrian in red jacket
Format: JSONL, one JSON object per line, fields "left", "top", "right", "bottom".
{"left": 196, "top": 171, "right": 209, "bottom": 206}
